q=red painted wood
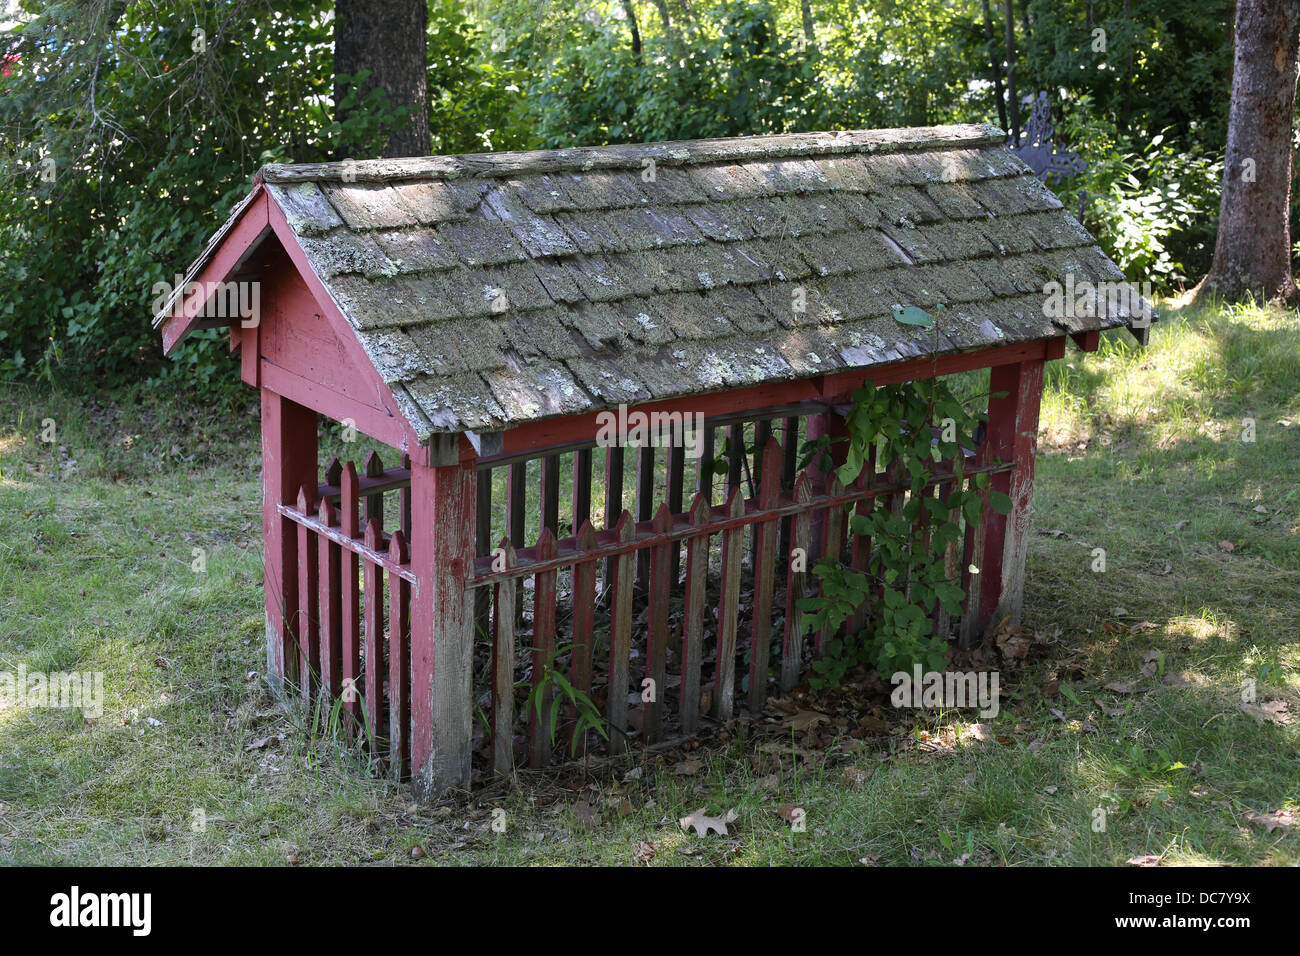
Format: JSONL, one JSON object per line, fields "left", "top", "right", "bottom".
{"left": 980, "top": 359, "right": 1044, "bottom": 630}
{"left": 295, "top": 485, "right": 320, "bottom": 706}
{"left": 806, "top": 407, "right": 849, "bottom": 560}
{"left": 679, "top": 494, "right": 711, "bottom": 733}
{"left": 260, "top": 390, "right": 317, "bottom": 692}
{"left": 491, "top": 538, "right": 517, "bottom": 776}
{"left": 782, "top": 473, "right": 812, "bottom": 692}
{"left": 340, "top": 462, "right": 362, "bottom": 732}
{"left": 363, "top": 450, "right": 386, "bottom": 525}
{"left": 540, "top": 453, "right": 560, "bottom": 536}
{"left": 816, "top": 476, "right": 845, "bottom": 657}
{"left": 644, "top": 504, "right": 673, "bottom": 741}
{"left": 363, "top": 518, "right": 385, "bottom": 746}
{"left": 317, "top": 495, "right": 343, "bottom": 701}
{"left": 848, "top": 445, "right": 876, "bottom": 635}
{"left": 159, "top": 190, "right": 271, "bottom": 355}
{"left": 713, "top": 489, "right": 745, "bottom": 721}
{"left": 496, "top": 340, "right": 1053, "bottom": 455}
{"left": 529, "top": 529, "right": 559, "bottom": 769}
{"left": 408, "top": 450, "right": 477, "bottom": 796}
{"left": 570, "top": 522, "right": 597, "bottom": 757}
{"left": 263, "top": 191, "right": 423, "bottom": 454}
{"left": 387, "top": 530, "right": 411, "bottom": 778}
{"left": 607, "top": 511, "right": 635, "bottom": 754}
{"left": 748, "top": 437, "right": 782, "bottom": 714}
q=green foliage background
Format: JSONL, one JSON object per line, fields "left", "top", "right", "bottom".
{"left": 0, "top": 0, "right": 1237, "bottom": 392}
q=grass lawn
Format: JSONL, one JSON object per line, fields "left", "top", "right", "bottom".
{"left": 0, "top": 301, "right": 1297, "bottom": 866}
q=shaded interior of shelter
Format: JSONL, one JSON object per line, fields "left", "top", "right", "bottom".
{"left": 308, "top": 375, "right": 993, "bottom": 779}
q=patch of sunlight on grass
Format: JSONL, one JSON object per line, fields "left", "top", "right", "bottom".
{"left": 1165, "top": 615, "right": 1234, "bottom": 644}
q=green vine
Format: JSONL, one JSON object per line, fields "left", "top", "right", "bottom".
{"left": 797, "top": 378, "right": 1012, "bottom": 687}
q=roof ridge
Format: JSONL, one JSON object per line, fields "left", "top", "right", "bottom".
{"left": 257, "top": 124, "right": 1005, "bottom": 186}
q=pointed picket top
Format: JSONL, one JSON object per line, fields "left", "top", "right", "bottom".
{"left": 652, "top": 501, "right": 674, "bottom": 534}
{"left": 614, "top": 508, "right": 635, "bottom": 542}
{"left": 495, "top": 535, "right": 517, "bottom": 568}
{"left": 575, "top": 519, "right": 597, "bottom": 553}
{"left": 297, "top": 483, "right": 315, "bottom": 514}
{"left": 759, "top": 436, "right": 783, "bottom": 505}
{"left": 791, "top": 470, "right": 812, "bottom": 504}
{"left": 536, "top": 526, "right": 558, "bottom": 560}
{"left": 363, "top": 448, "right": 385, "bottom": 478}
{"left": 318, "top": 494, "right": 338, "bottom": 526}
{"left": 363, "top": 516, "right": 382, "bottom": 550}
{"left": 388, "top": 527, "right": 409, "bottom": 563}
{"left": 341, "top": 461, "right": 360, "bottom": 536}
{"left": 687, "top": 491, "right": 711, "bottom": 525}
{"left": 323, "top": 456, "right": 343, "bottom": 486}
{"left": 724, "top": 485, "right": 745, "bottom": 518}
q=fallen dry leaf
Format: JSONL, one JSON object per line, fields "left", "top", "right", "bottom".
{"left": 673, "top": 758, "right": 704, "bottom": 776}
{"left": 1127, "top": 854, "right": 1162, "bottom": 867}
{"left": 1218, "top": 540, "right": 1235, "bottom": 552}
{"left": 784, "top": 709, "right": 830, "bottom": 732}
{"left": 1243, "top": 809, "right": 1295, "bottom": 833}
{"left": 1104, "top": 681, "right": 1137, "bottom": 694}
{"left": 841, "top": 767, "right": 868, "bottom": 788}
{"left": 1239, "top": 699, "right": 1292, "bottom": 726}
{"left": 679, "top": 808, "right": 738, "bottom": 837}
{"left": 632, "top": 841, "right": 656, "bottom": 864}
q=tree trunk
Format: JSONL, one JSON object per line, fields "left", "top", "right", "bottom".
{"left": 1004, "top": 0, "right": 1019, "bottom": 143}
{"left": 1196, "top": 0, "right": 1300, "bottom": 304}
{"left": 335, "top": 0, "right": 429, "bottom": 159}
{"left": 982, "top": 0, "right": 1007, "bottom": 131}
{"left": 801, "top": 0, "right": 816, "bottom": 47}
{"left": 621, "top": 0, "right": 643, "bottom": 63}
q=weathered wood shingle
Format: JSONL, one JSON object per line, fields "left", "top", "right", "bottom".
{"left": 243, "top": 124, "right": 1151, "bottom": 439}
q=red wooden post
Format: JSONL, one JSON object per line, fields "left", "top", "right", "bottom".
{"left": 408, "top": 440, "right": 477, "bottom": 798}
{"left": 607, "top": 511, "right": 635, "bottom": 753}
{"left": 782, "top": 473, "right": 812, "bottom": 692}
{"left": 260, "top": 390, "right": 317, "bottom": 694}
{"left": 978, "top": 359, "right": 1045, "bottom": 632}
{"left": 713, "top": 489, "right": 745, "bottom": 721}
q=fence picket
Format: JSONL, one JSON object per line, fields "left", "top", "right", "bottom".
{"left": 782, "top": 473, "right": 812, "bottom": 692}
{"left": 387, "top": 529, "right": 411, "bottom": 779}
{"left": 607, "top": 511, "right": 634, "bottom": 753}
{"left": 679, "top": 493, "right": 710, "bottom": 733}
{"left": 713, "top": 489, "right": 745, "bottom": 721}
{"left": 529, "top": 529, "right": 559, "bottom": 768}
{"left": 317, "top": 495, "right": 342, "bottom": 701}
{"left": 491, "top": 538, "right": 516, "bottom": 776}
{"left": 816, "top": 476, "right": 844, "bottom": 656}
{"left": 340, "top": 462, "right": 362, "bottom": 732}
{"left": 644, "top": 503, "right": 673, "bottom": 741}
{"left": 570, "top": 521, "right": 597, "bottom": 757}
{"left": 748, "top": 437, "right": 782, "bottom": 714}
{"left": 363, "top": 517, "right": 385, "bottom": 749}
{"left": 295, "top": 485, "right": 320, "bottom": 706}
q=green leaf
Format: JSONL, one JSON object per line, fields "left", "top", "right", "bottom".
{"left": 990, "top": 490, "right": 1013, "bottom": 515}
{"left": 891, "top": 305, "right": 934, "bottom": 328}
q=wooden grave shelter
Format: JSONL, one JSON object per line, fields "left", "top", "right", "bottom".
{"left": 154, "top": 124, "right": 1149, "bottom": 797}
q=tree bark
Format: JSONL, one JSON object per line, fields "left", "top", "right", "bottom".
{"left": 982, "top": 0, "right": 1007, "bottom": 131}
{"left": 1196, "top": 0, "right": 1300, "bottom": 304}
{"left": 1004, "top": 0, "right": 1019, "bottom": 143}
{"left": 335, "top": 0, "right": 429, "bottom": 159}
{"left": 621, "top": 0, "right": 643, "bottom": 63}
{"left": 801, "top": 0, "right": 817, "bottom": 48}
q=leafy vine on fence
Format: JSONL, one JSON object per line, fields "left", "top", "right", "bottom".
{"left": 797, "top": 377, "right": 1011, "bottom": 687}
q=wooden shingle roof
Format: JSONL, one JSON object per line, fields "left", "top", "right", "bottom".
{"left": 161, "top": 124, "right": 1148, "bottom": 439}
